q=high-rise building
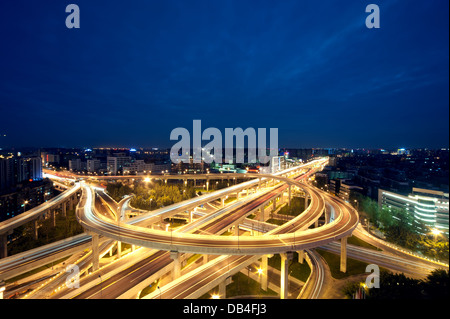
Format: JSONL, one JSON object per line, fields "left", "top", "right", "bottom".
{"left": 17, "top": 156, "right": 42, "bottom": 182}
{"left": 0, "top": 156, "right": 15, "bottom": 192}
{"left": 69, "top": 158, "right": 85, "bottom": 171}
{"left": 107, "top": 156, "right": 131, "bottom": 175}
{"left": 87, "top": 159, "right": 101, "bottom": 173}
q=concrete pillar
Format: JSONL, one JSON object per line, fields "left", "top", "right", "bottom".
{"left": 92, "top": 233, "right": 100, "bottom": 271}
{"left": 194, "top": 179, "right": 197, "bottom": 187}
{"left": 258, "top": 178, "right": 262, "bottom": 190}
{"left": 261, "top": 255, "right": 268, "bottom": 291}
{"left": 0, "top": 280, "right": 5, "bottom": 299}
{"left": 203, "top": 254, "right": 208, "bottom": 265}
{"left": 234, "top": 223, "right": 240, "bottom": 235}
{"left": 34, "top": 220, "right": 39, "bottom": 240}
{"left": 131, "top": 245, "right": 136, "bottom": 252}
{"left": 304, "top": 195, "right": 308, "bottom": 208}
{"left": 170, "top": 251, "right": 181, "bottom": 280}
{"left": 117, "top": 241, "right": 122, "bottom": 259}
{"left": 259, "top": 206, "right": 265, "bottom": 222}
{"left": 221, "top": 198, "right": 225, "bottom": 208}
{"left": 272, "top": 199, "right": 276, "bottom": 211}
{"left": 314, "top": 218, "right": 319, "bottom": 228}
{"left": 52, "top": 210, "right": 56, "bottom": 227}
{"left": 298, "top": 250, "right": 304, "bottom": 264}
{"left": 288, "top": 185, "right": 291, "bottom": 207}
{"left": 280, "top": 253, "right": 289, "bottom": 299}
{"left": 218, "top": 280, "right": 227, "bottom": 298}
{"left": 0, "top": 234, "right": 7, "bottom": 259}
{"left": 206, "top": 178, "right": 209, "bottom": 191}
{"left": 340, "top": 237, "right": 347, "bottom": 273}
{"left": 62, "top": 202, "right": 67, "bottom": 217}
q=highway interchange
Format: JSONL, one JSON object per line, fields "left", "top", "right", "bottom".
{"left": 0, "top": 158, "right": 447, "bottom": 300}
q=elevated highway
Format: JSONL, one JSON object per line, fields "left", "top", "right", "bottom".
{"left": 0, "top": 183, "right": 81, "bottom": 259}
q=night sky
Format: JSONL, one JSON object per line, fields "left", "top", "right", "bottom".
{"left": 0, "top": 1, "right": 448, "bottom": 149}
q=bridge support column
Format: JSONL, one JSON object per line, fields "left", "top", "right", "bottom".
{"left": 258, "top": 178, "right": 262, "bottom": 190}
{"left": 131, "top": 244, "right": 136, "bottom": 252}
{"left": 218, "top": 281, "right": 226, "bottom": 299}
{"left": 170, "top": 251, "right": 181, "bottom": 280}
{"left": 117, "top": 241, "right": 122, "bottom": 258}
{"left": 52, "top": 210, "right": 56, "bottom": 227}
{"left": 297, "top": 250, "right": 304, "bottom": 264}
{"left": 62, "top": 203, "right": 67, "bottom": 217}
{"left": 0, "top": 280, "right": 5, "bottom": 299}
{"left": 33, "top": 220, "right": 38, "bottom": 240}
{"left": 91, "top": 233, "right": 99, "bottom": 271}
{"left": 259, "top": 206, "right": 265, "bottom": 222}
{"left": 304, "top": 195, "right": 308, "bottom": 208}
{"left": 314, "top": 218, "right": 319, "bottom": 228}
{"left": 261, "top": 255, "right": 268, "bottom": 291}
{"left": 272, "top": 199, "right": 276, "bottom": 212}
{"left": 0, "top": 234, "right": 7, "bottom": 259}
{"left": 340, "top": 237, "right": 347, "bottom": 273}
{"left": 280, "top": 253, "right": 290, "bottom": 299}
{"left": 233, "top": 223, "right": 240, "bottom": 235}
{"left": 203, "top": 254, "right": 208, "bottom": 265}
{"left": 206, "top": 178, "right": 209, "bottom": 191}
{"left": 221, "top": 198, "right": 225, "bottom": 208}
{"left": 218, "top": 276, "right": 231, "bottom": 298}
{"left": 288, "top": 185, "right": 291, "bottom": 207}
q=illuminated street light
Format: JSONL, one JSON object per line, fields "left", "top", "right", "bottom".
{"left": 211, "top": 294, "right": 220, "bottom": 299}
{"left": 431, "top": 228, "right": 441, "bottom": 236}
{"left": 431, "top": 228, "right": 441, "bottom": 242}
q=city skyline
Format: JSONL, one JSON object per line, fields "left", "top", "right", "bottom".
{"left": 0, "top": 1, "right": 448, "bottom": 149}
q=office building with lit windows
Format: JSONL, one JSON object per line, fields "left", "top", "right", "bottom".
{"left": 378, "top": 188, "right": 449, "bottom": 234}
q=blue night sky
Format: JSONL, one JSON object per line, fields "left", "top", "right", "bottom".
{"left": 0, "top": 0, "right": 448, "bottom": 149}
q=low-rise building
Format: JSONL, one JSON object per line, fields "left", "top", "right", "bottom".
{"left": 378, "top": 187, "right": 449, "bottom": 234}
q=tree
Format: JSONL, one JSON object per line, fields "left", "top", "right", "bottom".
{"left": 421, "top": 269, "right": 449, "bottom": 299}
{"left": 367, "top": 271, "right": 422, "bottom": 299}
